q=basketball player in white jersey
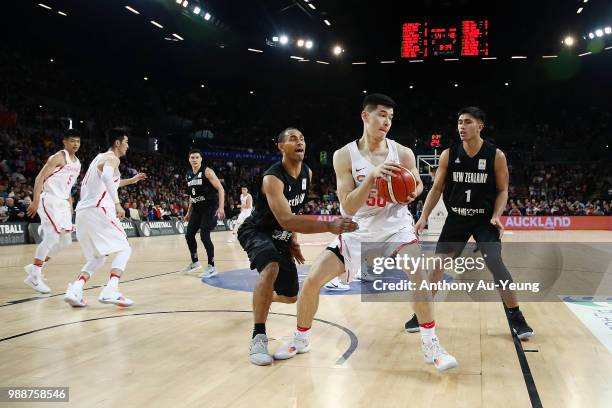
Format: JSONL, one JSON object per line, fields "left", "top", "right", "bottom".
{"left": 63, "top": 129, "right": 146, "bottom": 307}
{"left": 228, "top": 186, "right": 253, "bottom": 243}
{"left": 274, "top": 94, "right": 458, "bottom": 371}
{"left": 24, "top": 129, "right": 82, "bottom": 293}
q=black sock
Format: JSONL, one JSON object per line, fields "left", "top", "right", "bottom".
{"left": 507, "top": 306, "right": 520, "bottom": 317}
{"left": 191, "top": 253, "right": 199, "bottom": 263}
{"left": 253, "top": 323, "right": 266, "bottom": 338}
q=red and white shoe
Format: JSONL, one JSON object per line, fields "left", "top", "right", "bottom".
{"left": 98, "top": 286, "right": 133, "bottom": 307}
{"left": 422, "top": 336, "right": 458, "bottom": 372}
{"left": 64, "top": 283, "right": 87, "bottom": 307}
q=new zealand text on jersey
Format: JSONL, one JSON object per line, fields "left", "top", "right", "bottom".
{"left": 452, "top": 172, "right": 488, "bottom": 184}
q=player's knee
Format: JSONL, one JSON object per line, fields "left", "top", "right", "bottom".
{"left": 259, "top": 262, "right": 279, "bottom": 282}
{"left": 285, "top": 296, "right": 298, "bottom": 304}
{"left": 111, "top": 245, "right": 132, "bottom": 271}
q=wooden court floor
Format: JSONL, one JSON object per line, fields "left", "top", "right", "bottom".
{"left": 0, "top": 230, "right": 611, "bottom": 407}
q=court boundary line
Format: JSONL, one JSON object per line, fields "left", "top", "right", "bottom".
{"left": 504, "top": 313, "right": 543, "bottom": 408}
{"left": 0, "top": 310, "right": 358, "bottom": 365}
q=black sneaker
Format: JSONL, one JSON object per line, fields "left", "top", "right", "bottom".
{"left": 404, "top": 313, "right": 420, "bottom": 333}
{"left": 509, "top": 310, "right": 534, "bottom": 340}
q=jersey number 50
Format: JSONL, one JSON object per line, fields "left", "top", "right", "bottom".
{"left": 366, "top": 190, "right": 387, "bottom": 208}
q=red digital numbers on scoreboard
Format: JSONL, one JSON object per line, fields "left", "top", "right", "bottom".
{"left": 401, "top": 20, "right": 489, "bottom": 59}
{"left": 461, "top": 20, "right": 488, "bottom": 56}
{"left": 430, "top": 134, "right": 441, "bottom": 148}
{"left": 401, "top": 22, "right": 427, "bottom": 58}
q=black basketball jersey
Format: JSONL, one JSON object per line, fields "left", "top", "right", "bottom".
{"left": 443, "top": 140, "right": 497, "bottom": 218}
{"left": 245, "top": 161, "right": 311, "bottom": 243}
{"left": 186, "top": 166, "right": 217, "bottom": 207}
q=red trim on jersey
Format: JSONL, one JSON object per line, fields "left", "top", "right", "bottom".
{"left": 44, "top": 165, "right": 64, "bottom": 182}
{"left": 95, "top": 191, "right": 107, "bottom": 207}
{"left": 101, "top": 208, "right": 126, "bottom": 237}
{"left": 41, "top": 197, "right": 60, "bottom": 234}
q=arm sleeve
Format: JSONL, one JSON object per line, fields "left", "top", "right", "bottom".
{"left": 101, "top": 164, "right": 120, "bottom": 204}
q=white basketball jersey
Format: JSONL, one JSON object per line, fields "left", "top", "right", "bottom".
{"left": 341, "top": 139, "right": 413, "bottom": 232}
{"left": 240, "top": 194, "right": 252, "bottom": 211}
{"left": 76, "top": 153, "right": 120, "bottom": 210}
{"left": 42, "top": 150, "right": 81, "bottom": 200}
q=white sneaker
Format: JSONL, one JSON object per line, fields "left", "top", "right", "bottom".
{"left": 250, "top": 334, "right": 273, "bottom": 366}
{"left": 324, "top": 277, "right": 351, "bottom": 291}
{"left": 273, "top": 331, "right": 311, "bottom": 360}
{"left": 98, "top": 286, "right": 134, "bottom": 307}
{"left": 422, "top": 336, "right": 458, "bottom": 372}
{"left": 63, "top": 283, "right": 86, "bottom": 307}
{"left": 199, "top": 265, "right": 218, "bottom": 278}
{"left": 181, "top": 261, "right": 202, "bottom": 274}
{"left": 24, "top": 264, "right": 51, "bottom": 294}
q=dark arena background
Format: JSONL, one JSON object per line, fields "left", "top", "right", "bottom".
{"left": 0, "top": 1, "right": 611, "bottom": 407}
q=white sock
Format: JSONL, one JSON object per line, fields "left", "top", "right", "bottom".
{"left": 420, "top": 325, "right": 436, "bottom": 342}
{"left": 31, "top": 265, "right": 42, "bottom": 277}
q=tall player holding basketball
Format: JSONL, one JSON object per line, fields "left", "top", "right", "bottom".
{"left": 64, "top": 129, "right": 146, "bottom": 307}
{"left": 404, "top": 107, "right": 533, "bottom": 339}
{"left": 274, "top": 94, "right": 458, "bottom": 371}
{"left": 237, "top": 127, "right": 358, "bottom": 365}
{"left": 24, "top": 129, "right": 81, "bottom": 293}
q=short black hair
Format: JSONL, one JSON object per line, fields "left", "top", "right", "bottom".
{"left": 458, "top": 106, "right": 486, "bottom": 123}
{"left": 188, "top": 148, "right": 202, "bottom": 157}
{"left": 108, "top": 128, "right": 128, "bottom": 149}
{"left": 63, "top": 129, "right": 81, "bottom": 139}
{"left": 277, "top": 127, "right": 299, "bottom": 143}
{"left": 362, "top": 93, "right": 396, "bottom": 112}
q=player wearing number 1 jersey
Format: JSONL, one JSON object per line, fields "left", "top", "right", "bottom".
{"left": 274, "top": 94, "right": 458, "bottom": 371}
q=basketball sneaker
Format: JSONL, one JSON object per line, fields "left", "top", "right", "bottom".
{"left": 63, "top": 283, "right": 86, "bottom": 307}
{"left": 98, "top": 286, "right": 134, "bottom": 307}
{"left": 24, "top": 264, "right": 51, "bottom": 294}
{"left": 324, "top": 277, "right": 351, "bottom": 291}
{"left": 404, "top": 313, "right": 420, "bottom": 333}
{"left": 273, "top": 331, "right": 311, "bottom": 360}
{"left": 509, "top": 310, "right": 534, "bottom": 340}
{"left": 199, "top": 265, "right": 218, "bottom": 278}
{"left": 422, "top": 336, "right": 458, "bottom": 371}
{"left": 249, "top": 334, "right": 273, "bottom": 366}
{"left": 181, "top": 261, "right": 202, "bottom": 274}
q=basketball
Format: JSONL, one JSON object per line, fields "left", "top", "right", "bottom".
{"left": 376, "top": 166, "right": 417, "bottom": 204}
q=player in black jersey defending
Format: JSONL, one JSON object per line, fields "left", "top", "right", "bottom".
{"left": 404, "top": 107, "right": 534, "bottom": 339}
{"left": 238, "top": 127, "right": 358, "bottom": 366}
{"left": 181, "top": 149, "right": 225, "bottom": 278}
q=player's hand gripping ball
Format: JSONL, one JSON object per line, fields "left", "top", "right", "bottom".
{"left": 376, "top": 166, "right": 417, "bottom": 204}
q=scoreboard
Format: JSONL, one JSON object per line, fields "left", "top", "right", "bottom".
{"left": 401, "top": 20, "right": 488, "bottom": 58}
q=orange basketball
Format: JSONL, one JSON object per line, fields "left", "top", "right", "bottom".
{"left": 376, "top": 166, "right": 416, "bottom": 204}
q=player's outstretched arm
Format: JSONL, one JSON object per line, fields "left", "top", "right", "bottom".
{"left": 397, "top": 143, "right": 424, "bottom": 201}
{"left": 262, "top": 175, "right": 358, "bottom": 235}
{"left": 333, "top": 147, "right": 400, "bottom": 216}
{"left": 119, "top": 172, "right": 147, "bottom": 187}
{"left": 27, "top": 152, "right": 65, "bottom": 218}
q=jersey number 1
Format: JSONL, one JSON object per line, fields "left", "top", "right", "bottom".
{"left": 465, "top": 189, "right": 471, "bottom": 203}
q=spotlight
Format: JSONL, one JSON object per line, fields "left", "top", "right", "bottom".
{"left": 182, "top": 1, "right": 188, "bottom": 8}
{"left": 333, "top": 45, "right": 343, "bottom": 55}
{"left": 588, "top": 32, "right": 595, "bottom": 39}
{"left": 204, "top": 12, "right": 211, "bottom": 21}
{"left": 454, "top": 83, "right": 459, "bottom": 88}
{"left": 505, "top": 82, "right": 509, "bottom": 86}
{"left": 280, "top": 35, "right": 289, "bottom": 45}
{"left": 605, "top": 27, "right": 612, "bottom": 34}
{"left": 363, "top": 90, "right": 367, "bottom": 94}
{"left": 297, "top": 39, "right": 305, "bottom": 47}
{"left": 193, "top": 6, "right": 200, "bottom": 14}
{"left": 272, "top": 36, "right": 279, "bottom": 42}
{"left": 564, "top": 36, "right": 574, "bottom": 46}
{"left": 595, "top": 29, "right": 603, "bottom": 37}
{"left": 305, "top": 40, "right": 313, "bottom": 49}
{"left": 176, "top": 0, "right": 181, "bottom": 3}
